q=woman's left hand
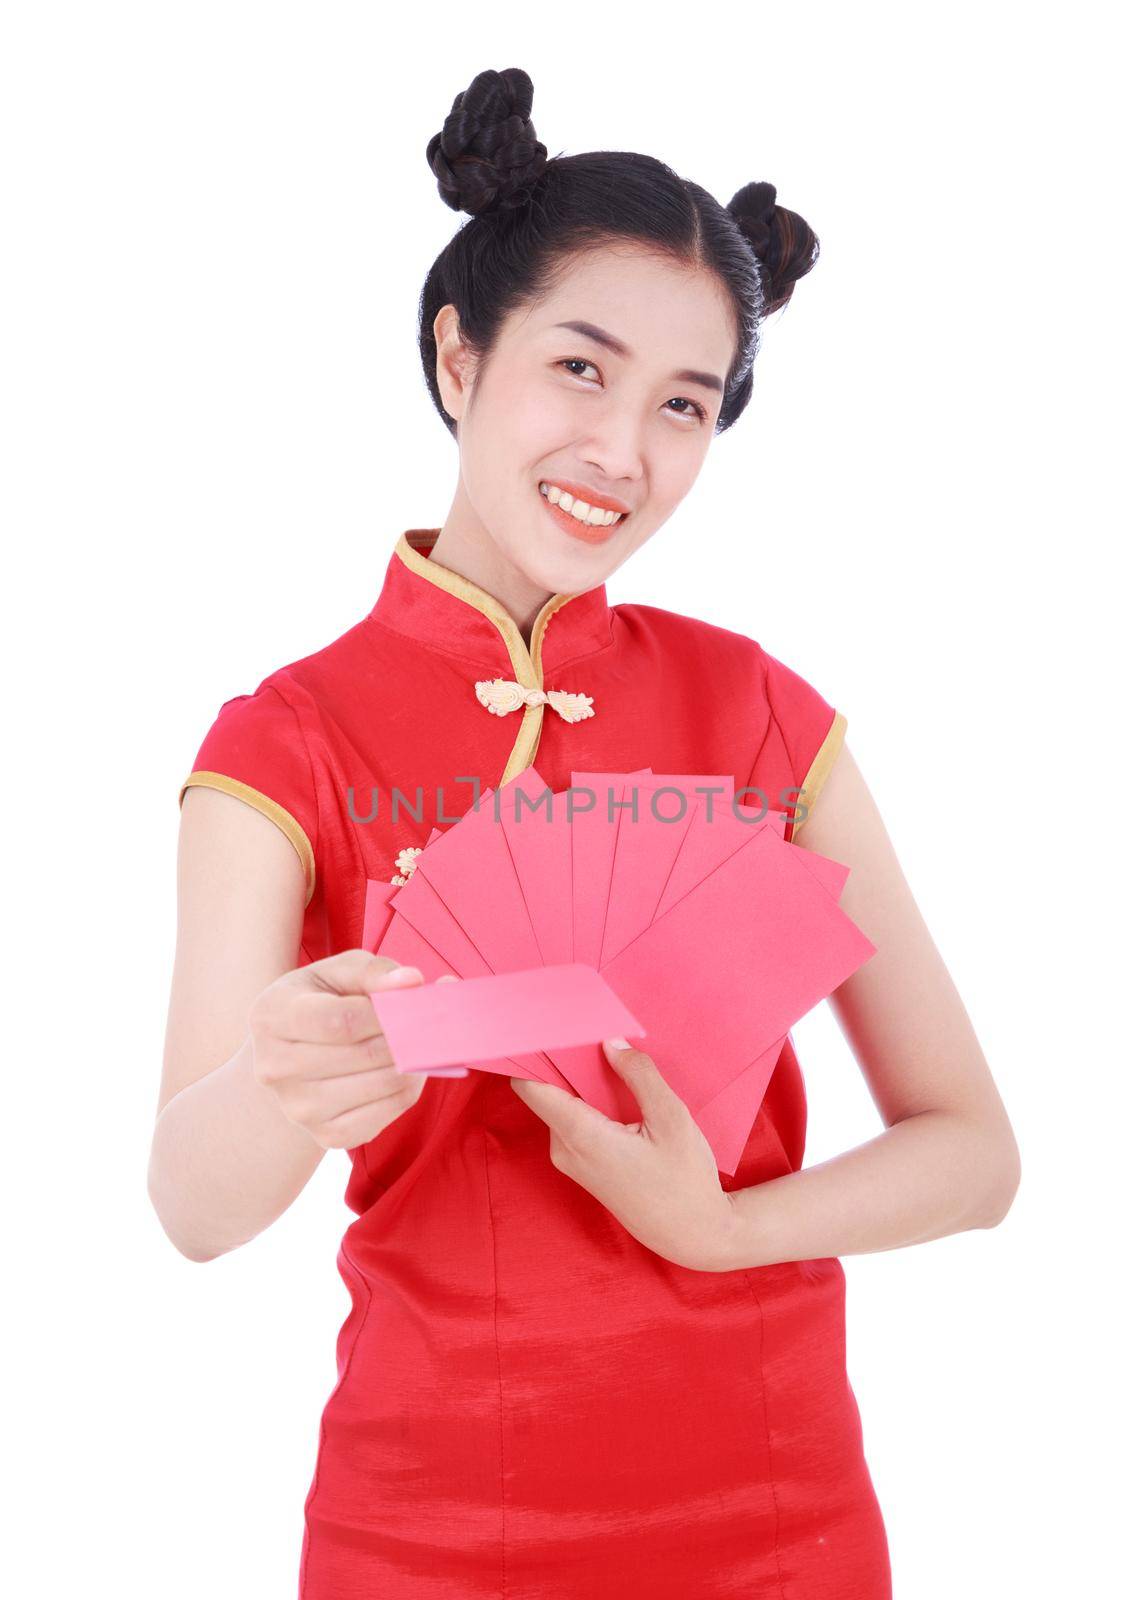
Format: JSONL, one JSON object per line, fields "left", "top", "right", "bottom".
{"left": 509, "top": 1039, "right": 740, "bottom": 1273}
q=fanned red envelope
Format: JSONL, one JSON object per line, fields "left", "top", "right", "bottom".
{"left": 362, "top": 766, "right": 876, "bottom": 1175}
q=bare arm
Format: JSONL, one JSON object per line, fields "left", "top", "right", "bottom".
{"left": 148, "top": 787, "right": 329, "bottom": 1261}
{"left": 724, "top": 740, "right": 1022, "bottom": 1269}
{"left": 148, "top": 788, "right": 434, "bottom": 1264}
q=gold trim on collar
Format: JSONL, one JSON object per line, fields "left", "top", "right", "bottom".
{"left": 395, "top": 530, "right": 579, "bottom": 785}
{"left": 792, "top": 709, "right": 848, "bottom": 837}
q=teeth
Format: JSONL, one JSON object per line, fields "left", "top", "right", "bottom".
{"left": 538, "top": 482, "right": 624, "bottom": 526}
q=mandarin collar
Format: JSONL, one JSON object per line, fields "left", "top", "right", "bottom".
{"left": 368, "top": 528, "right": 614, "bottom": 684}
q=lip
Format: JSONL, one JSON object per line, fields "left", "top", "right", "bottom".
{"left": 539, "top": 477, "right": 632, "bottom": 515}
{"left": 537, "top": 476, "right": 631, "bottom": 546}
{"left": 542, "top": 500, "right": 617, "bottom": 543}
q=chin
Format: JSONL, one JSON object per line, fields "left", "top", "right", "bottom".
{"left": 519, "top": 551, "right": 587, "bottom": 597}
{"left": 540, "top": 538, "right": 618, "bottom": 593}
{"left": 491, "top": 527, "right": 580, "bottom": 592}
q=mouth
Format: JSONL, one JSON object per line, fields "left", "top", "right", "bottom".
{"left": 537, "top": 479, "right": 630, "bottom": 544}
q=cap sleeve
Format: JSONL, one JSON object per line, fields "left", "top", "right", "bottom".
{"left": 760, "top": 649, "right": 848, "bottom": 837}
{"left": 178, "top": 684, "right": 318, "bottom": 904}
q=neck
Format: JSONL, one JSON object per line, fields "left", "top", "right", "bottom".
{"left": 429, "top": 486, "right": 555, "bottom": 646}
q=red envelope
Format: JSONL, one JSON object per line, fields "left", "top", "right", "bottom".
{"left": 370, "top": 962, "right": 645, "bottom": 1075}
{"left": 358, "top": 765, "right": 876, "bottom": 1174}
{"left": 598, "top": 776, "right": 737, "bottom": 965}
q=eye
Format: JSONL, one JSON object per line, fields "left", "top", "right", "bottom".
{"left": 665, "top": 396, "right": 708, "bottom": 424}
{"left": 557, "top": 357, "right": 602, "bottom": 382}
{"left": 556, "top": 359, "right": 709, "bottom": 426}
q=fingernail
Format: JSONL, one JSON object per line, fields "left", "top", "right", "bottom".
{"left": 387, "top": 966, "right": 424, "bottom": 983}
{"left": 604, "top": 1037, "right": 630, "bottom": 1051}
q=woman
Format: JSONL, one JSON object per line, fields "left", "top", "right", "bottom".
{"left": 149, "top": 66, "right": 1021, "bottom": 1599}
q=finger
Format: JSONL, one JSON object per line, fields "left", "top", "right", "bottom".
{"left": 510, "top": 1075, "right": 622, "bottom": 1147}
{"left": 267, "top": 965, "right": 426, "bottom": 1046}
{"left": 601, "top": 1038, "right": 683, "bottom": 1135}
{"left": 274, "top": 1029, "right": 406, "bottom": 1081}
{"left": 288, "top": 1060, "right": 427, "bottom": 1123}
{"left": 254, "top": 1028, "right": 400, "bottom": 1088}
{"left": 303, "top": 948, "right": 426, "bottom": 998}
{"left": 312, "top": 1078, "right": 429, "bottom": 1151}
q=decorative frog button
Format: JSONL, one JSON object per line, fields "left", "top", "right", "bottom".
{"left": 474, "top": 678, "right": 595, "bottom": 723}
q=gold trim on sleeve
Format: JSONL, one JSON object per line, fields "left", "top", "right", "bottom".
{"left": 395, "top": 530, "right": 578, "bottom": 787}
{"left": 178, "top": 770, "right": 316, "bottom": 905}
{"left": 792, "top": 709, "right": 848, "bottom": 837}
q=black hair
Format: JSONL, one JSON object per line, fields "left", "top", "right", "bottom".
{"left": 418, "top": 66, "right": 820, "bottom": 437}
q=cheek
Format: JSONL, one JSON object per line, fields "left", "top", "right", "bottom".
{"left": 518, "top": 380, "right": 583, "bottom": 450}
{"left": 652, "top": 434, "right": 709, "bottom": 506}
{"left": 472, "top": 374, "right": 573, "bottom": 475}
{"left": 465, "top": 414, "right": 555, "bottom": 531}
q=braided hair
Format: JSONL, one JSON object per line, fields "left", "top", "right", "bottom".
{"left": 425, "top": 67, "right": 548, "bottom": 217}
{"left": 418, "top": 67, "right": 819, "bottom": 435}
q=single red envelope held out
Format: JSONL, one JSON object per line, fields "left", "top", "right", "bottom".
{"left": 369, "top": 962, "right": 645, "bottom": 1075}
{"left": 362, "top": 765, "right": 876, "bottom": 1176}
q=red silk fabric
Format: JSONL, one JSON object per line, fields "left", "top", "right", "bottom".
{"left": 182, "top": 529, "right": 891, "bottom": 1596}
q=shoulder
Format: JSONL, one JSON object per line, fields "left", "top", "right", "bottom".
{"left": 179, "top": 673, "right": 319, "bottom": 903}
{"left": 611, "top": 598, "right": 766, "bottom": 672}
{"left": 239, "top": 613, "right": 379, "bottom": 711}
{"left": 612, "top": 598, "right": 837, "bottom": 718}
{"left": 177, "top": 617, "right": 356, "bottom": 909}
{"left": 613, "top": 600, "right": 846, "bottom": 836}
{"left": 180, "top": 614, "right": 374, "bottom": 792}
{"left": 612, "top": 597, "right": 755, "bottom": 648}
{"left": 615, "top": 599, "right": 846, "bottom": 833}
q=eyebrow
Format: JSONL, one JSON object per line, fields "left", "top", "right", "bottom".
{"left": 552, "top": 319, "right": 726, "bottom": 395}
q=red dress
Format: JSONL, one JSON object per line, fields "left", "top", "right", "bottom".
{"left": 181, "top": 528, "right": 893, "bottom": 1598}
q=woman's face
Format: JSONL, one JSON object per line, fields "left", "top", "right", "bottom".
{"left": 437, "top": 243, "right": 740, "bottom": 597}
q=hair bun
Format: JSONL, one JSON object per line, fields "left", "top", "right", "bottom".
{"left": 726, "top": 180, "right": 819, "bottom": 314}
{"left": 726, "top": 181, "right": 782, "bottom": 273}
{"left": 426, "top": 67, "right": 548, "bottom": 218}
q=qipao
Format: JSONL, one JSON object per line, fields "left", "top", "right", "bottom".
{"left": 181, "top": 527, "right": 891, "bottom": 1598}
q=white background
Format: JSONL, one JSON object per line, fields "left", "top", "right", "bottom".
{"left": 5, "top": 4, "right": 1143, "bottom": 1595}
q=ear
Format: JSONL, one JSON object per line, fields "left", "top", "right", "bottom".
{"left": 434, "top": 303, "right": 478, "bottom": 425}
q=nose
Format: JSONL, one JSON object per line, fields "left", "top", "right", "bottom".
{"left": 574, "top": 402, "right": 645, "bottom": 492}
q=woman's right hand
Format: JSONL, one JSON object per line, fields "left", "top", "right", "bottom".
{"left": 248, "top": 949, "right": 457, "bottom": 1151}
